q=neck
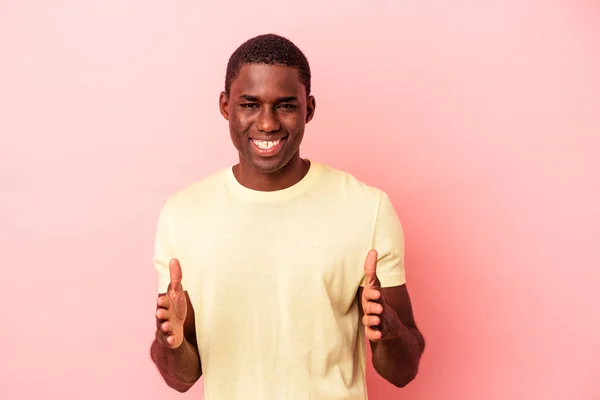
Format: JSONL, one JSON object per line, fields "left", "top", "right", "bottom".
{"left": 233, "top": 155, "right": 310, "bottom": 192}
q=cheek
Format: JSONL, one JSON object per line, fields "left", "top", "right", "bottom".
{"left": 282, "top": 114, "right": 305, "bottom": 132}
{"left": 230, "top": 114, "right": 248, "bottom": 135}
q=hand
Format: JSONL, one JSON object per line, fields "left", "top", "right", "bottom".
{"left": 361, "top": 249, "right": 401, "bottom": 342}
{"left": 155, "top": 258, "right": 187, "bottom": 349}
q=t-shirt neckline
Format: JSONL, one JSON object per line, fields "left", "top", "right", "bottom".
{"left": 225, "top": 160, "right": 322, "bottom": 202}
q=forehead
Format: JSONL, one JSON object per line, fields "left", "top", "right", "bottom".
{"left": 230, "top": 64, "right": 305, "bottom": 98}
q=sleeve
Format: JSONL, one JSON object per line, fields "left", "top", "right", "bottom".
{"left": 360, "top": 191, "right": 407, "bottom": 288}
{"left": 153, "top": 200, "right": 176, "bottom": 294}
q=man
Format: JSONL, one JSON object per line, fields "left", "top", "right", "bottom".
{"left": 150, "top": 33, "right": 425, "bottom": 399}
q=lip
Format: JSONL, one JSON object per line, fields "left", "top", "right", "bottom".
{"left": 250, "top": 136, "right": 287, "bottom": 142}
{"left": 249, "top": 136, "right": 287, "bottom": 157}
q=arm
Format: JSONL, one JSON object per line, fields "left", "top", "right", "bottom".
{"left": 358, "top": 192, "right": 425, "bottom": 387}
{"left": 358, "top": 283, "right": 425, "bottom": 387}
{"left": 150, "top": 260, "right": 202, "bottom": 392}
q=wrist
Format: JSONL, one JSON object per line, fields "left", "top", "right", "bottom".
{"left": 381, "top": 305, "right": 404, "bottom": 341}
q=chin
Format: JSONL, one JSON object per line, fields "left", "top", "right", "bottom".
{"left": 252, "top": 160, "right": 287, "bottom": 174}
{"left": 248, "top": 154, "right": 295, "bottom": 174}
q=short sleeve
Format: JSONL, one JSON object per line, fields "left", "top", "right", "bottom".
{"left": 153, "top": 200, "right": 176, "bottom": 294}
{"left": 360, "top": 191, "right": 406, "bottom": 288}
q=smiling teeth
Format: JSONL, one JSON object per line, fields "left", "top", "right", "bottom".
{"left": 253, "top": 139, "right": 280, "bottom": 149}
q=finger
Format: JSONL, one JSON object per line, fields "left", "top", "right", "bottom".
{"left": 156, "top": 308, "right": 171, "bottom": 321}
{"left": 364, "top": 301, "right": 383, "bottom": 315}
{"left": 169, "top": 258, "right": 183, "bottom": 293}
{"left": 157, "top": 295, "right": 171, "bottom": 309}
{"left": 363, "top": 287, "right": 382, "bottom": 302}
{"left": 161, "top": 321, "right": 173, "bottom": 334}
{"left": 363, "top": 249, "right": 379, "bottom": 287}
{"left": 366, "top": 327, "right": 383, "bottom": 342}
{"left": 362, "top": 315, "right": 381, "bottom": 327}
{"left": 157, "top": 330, "right": 172, "bottom": 347}
{"left": 156, "top": 316, "right": 167, "bottom": 332}
{"left": 155, "top": 324, "right": 169, "bottom": 342}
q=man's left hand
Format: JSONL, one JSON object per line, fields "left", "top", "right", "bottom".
{"left": 361, "top": 249, "right": 402, "bottom": 342}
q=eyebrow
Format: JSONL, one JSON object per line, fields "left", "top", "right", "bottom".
{"left": 276, "top": 96, "right": 298, "bottom": 103}
{"left": 239, "top": 94, "right": 298, "bottom": 103}
{"left": 240, "top": 94, "right": 259, "bottom": 101}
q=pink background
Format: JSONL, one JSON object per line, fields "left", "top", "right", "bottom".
{"left": 2, "top": 1, "right": 599, "bottom": 399}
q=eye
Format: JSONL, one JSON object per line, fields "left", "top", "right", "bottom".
{"left": 241, "top": 103, "right": 259, "bottom": 108}
{"left": 277, "top": 104, "right": 297, "bottom": 109}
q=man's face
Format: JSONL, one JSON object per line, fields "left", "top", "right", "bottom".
{"left": 219, "top": 64, "right": 315, "bottom": 174}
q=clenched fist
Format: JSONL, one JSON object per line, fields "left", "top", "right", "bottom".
{"left": 155, "top": 259, "right": 187, "bottom": 348}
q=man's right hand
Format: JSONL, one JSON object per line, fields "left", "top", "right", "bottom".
{"left": 155, "top": 258, "right": 188, "bottom": 349}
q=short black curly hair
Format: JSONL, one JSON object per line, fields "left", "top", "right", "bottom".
{"left": 225, "top": 33, "right": 311, "bottom": 96}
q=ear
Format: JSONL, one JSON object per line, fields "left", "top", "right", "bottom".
{"left": 305, "top": 95, "right": 316, "bottom": 124}
{"left": 219, "top": 91, "right": 230, "bottom": 120}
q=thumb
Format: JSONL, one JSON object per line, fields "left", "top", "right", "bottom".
{"left": 169, "top": 258, "right": 183, "bottom": 293}
{"left": 363, "top": 249, "right": 379, "bottom": 287}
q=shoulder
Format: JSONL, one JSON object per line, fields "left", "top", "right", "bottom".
{"left": 163, "top": 167, "right": 229, "bottom": 212}
{"left": 314, "top": 162, "right": 386, "bottom": 204}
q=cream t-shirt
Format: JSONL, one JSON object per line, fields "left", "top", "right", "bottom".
{"left": 153, "top": 161, "right": 406, "bottom": 400}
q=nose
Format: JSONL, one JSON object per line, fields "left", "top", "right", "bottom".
{"left": 256, "top": 108, "right": 280, "bottom": 133}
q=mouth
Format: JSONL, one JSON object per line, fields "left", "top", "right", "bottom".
{"left": 249, "top": 137, "right": 287, "bottom": 157}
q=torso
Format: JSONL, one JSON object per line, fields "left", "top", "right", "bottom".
{"left": 157, "top": 161, "right": 402, "bottom": 399}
